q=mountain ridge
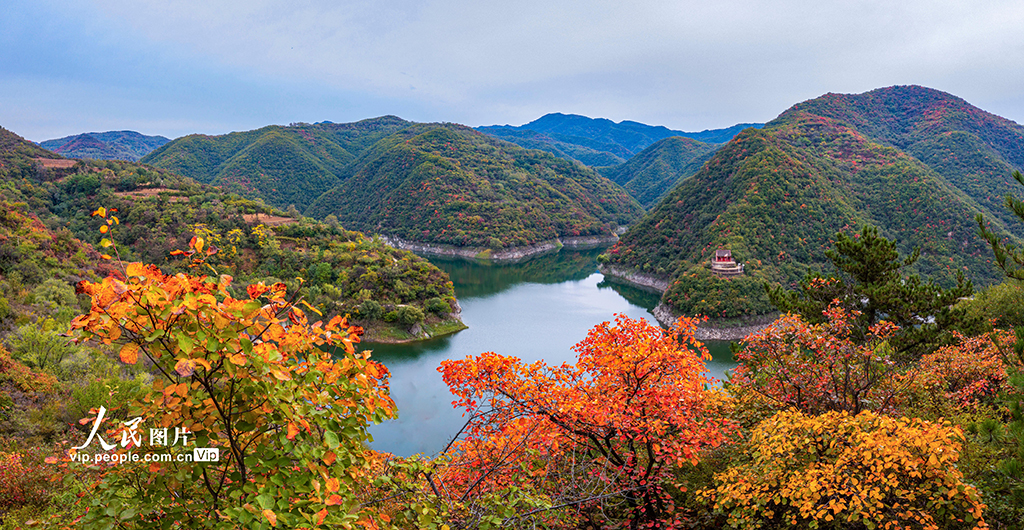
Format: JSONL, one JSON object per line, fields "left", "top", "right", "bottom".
{"left": 40, "top": 130, "right": 170, "bottom": 161}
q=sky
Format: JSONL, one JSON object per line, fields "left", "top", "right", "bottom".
{"left": 3, "top": 0, "right": 1024, "bottom": 142}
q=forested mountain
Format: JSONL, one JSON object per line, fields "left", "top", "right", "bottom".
{"left": 141, "top": 116, "right": 413, "bottom": 211}
{"left": 39, "top": 130, "right": 170, "bottom": 161}
{"left": 306, "top": 123, "right": 644, "bottom": 249}
{"left": 605, "top": 86, "right": 1024, "bottom": 319}
{"left": 1, "top": 126, "right": 464, "bottom": 341}
{"left": 597, "top": 136, "right": 718, "bottom": 209}
{"left": 783, "top": 85, "right": 1024, "bottom": 234}
{"left": 478, "top": 113, "right": 762, "bottom": 166}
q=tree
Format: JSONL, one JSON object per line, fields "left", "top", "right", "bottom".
{"left": 767, "top": 225, "right": 972, "bottom": 361}
{"left": 436, "top": 314, "right": 732, "bottom": 529}
{"left": 974, "top": 169, "right": 1024, "bottom": 523}
{"left": 67, "top": 234, "right": 397, "bottom": 528}
{"left": 731, "top": 303, "right": 906, "bottom": 415}
{"left": 706, "top": 409, "right": 988, "bottom": 530}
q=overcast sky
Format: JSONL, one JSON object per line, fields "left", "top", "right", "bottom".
{"left": 3, "top": 0, "right": 1024, "bottom": 142}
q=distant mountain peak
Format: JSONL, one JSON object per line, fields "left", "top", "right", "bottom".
{"left": 39, "top": 130, "right": 170, "bottom": 161}
{"left": 478, "top": 114, "right": 763, "bottom": 167}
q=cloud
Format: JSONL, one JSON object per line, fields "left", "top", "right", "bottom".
{"left": 4, "top": 0, "right": 1024, "bottom": 138}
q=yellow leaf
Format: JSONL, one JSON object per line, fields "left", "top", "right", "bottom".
{"left": 326, "top": 477, "right": 340, "bottom": 492}
{"left": 91, "top": 206, "right": 106, "bottom": 218}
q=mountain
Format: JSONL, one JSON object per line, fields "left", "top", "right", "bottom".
{"left": 604, "top": 86, "right": 1024, "bottom": 320}
{"left": 141, "top": 116, "right": 412, "bottom": 211}
{"left": 39, "top": 131, "right": 170, "bottom": 161}
{"left": 598, "top": 136, "right": 718, "bottom": 209}
{"left": 1, "top": 125, "right": 465, "bottom": 342}
{"left": 306, "top": 123, "right": 644, "bottom": 250}
{"left": 478, "top": 113, "right": 762, "bottom": 166}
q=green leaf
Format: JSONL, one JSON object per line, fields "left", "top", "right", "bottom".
{"left": 324, "top": 430, "right": 340, "bottom": 449}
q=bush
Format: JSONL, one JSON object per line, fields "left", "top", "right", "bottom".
{"left": 425, "top": 297, "right": 448, "bottom": 314}
{"left": 396, "top": 306, "right": 424, "bottom": 326}
{"left": 359, "top": 300, "right": 384, "bottom": 320}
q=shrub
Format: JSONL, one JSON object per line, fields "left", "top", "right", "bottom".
{"left": 396, "top": 306, "right": 424, "bottom": 326}
{"left": 359, "top": 299, "right": 385, "bottom": 320}
{"left": 707, "top": 409, "right": 988, "bottom": 529}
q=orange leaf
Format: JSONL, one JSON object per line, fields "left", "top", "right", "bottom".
{"left": 247, "top": 283, "right": 269, "bottom": 299}
{"left": 175, "top": 359, "right": 196, "bottom": 377}
{"left": 263, "top": 509, "right": 277, "bottom": 527}
{"left": 100, "top": 225, "right": 109, "bottom": 234}
{"left": 286, "top": 422, "right": 300, "bottom": 440}
{"left": 91, "top": 206, "right": 106, "bottom": 218}
{"left": 325, "top": 494, "right": 343, "bottom": 506}
{"left": 323, "top": 451, "right": 336, "bottom": 465}
{"left": 326, "top": 477, "right": 340, "bottom": 492}
{"left": 316, "top": 508, "right": 328, "bottom": 525}
{"left": 120, "top": 343, "right": 139, "bottom": 364}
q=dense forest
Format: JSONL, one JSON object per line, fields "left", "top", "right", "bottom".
{"left": 141, "top": 116, "right": 413, "bottom": 211}
{"left": 143, "top": 119, "right": 644, "bottom": 252}
{"left": 606, "top": 86, "right": 1024, "bottom": 319}
{"left": 598, "top": 136, "right": 719, "bottom": 209}
{"left": 306, "top": 123, "right": 644, "bottom": 249}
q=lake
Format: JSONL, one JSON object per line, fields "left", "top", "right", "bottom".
{"left": 360, "top": 248, "right": 737, "bottom": 456}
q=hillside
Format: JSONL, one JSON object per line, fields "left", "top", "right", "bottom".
{"left": 39, "top": 131, "right": 170, "bottom": 161}
{"left": 605, "top": 86, "right": 1021, "bottom": 320}
{"left": 141, "top": 116, "right": 413, "bottom": 211}
{"left": 783, "top": 85, "right": 1024, "bottom": 235}
{"left": 306, "top": 123, "right": 644, "bottom": 251}
{"left": 1, "top": 126, "right": 464, "bottom": 342}
{"left": 478, "top": 113, "right": 762, "bottom": 166}
{"left": 598, "top": 136, "right": 718, "bottom": 208}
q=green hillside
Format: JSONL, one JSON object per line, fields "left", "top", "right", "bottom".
{"left": 1, "top": 126, "right": 464, "bottom": 342}
{"left": 606, "top": 89, "right": 1017, "bottom": 319}
{"left": 598, "top": 136, "right": 718, "bottom": 208}
{"left": 306, "top": 123, "right": 644, "bottom": 249}
{"left": 140, "top": 116, "right": 412, "bottom": 211}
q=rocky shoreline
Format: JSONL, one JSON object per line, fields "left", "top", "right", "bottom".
{"left": 600, "top": 264, "right": 773, "bottom": 341}
{"left": 381, "top": 233, "right": 619, "bottom": 263}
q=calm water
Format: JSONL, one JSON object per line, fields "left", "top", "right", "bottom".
{"left": 360, "top": 249, "right": 737, "bottom": 456}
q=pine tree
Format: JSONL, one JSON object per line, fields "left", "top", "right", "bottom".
{"left": 766, "top": 225, "right": 972, "bottom": 361}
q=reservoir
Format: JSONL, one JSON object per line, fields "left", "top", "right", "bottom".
{"left": 361, "top": 248, "right": 737, "bottom": 456}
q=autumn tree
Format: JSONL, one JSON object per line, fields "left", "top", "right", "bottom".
{"left": 436, "top": 314, "right": 732, "bottom": 529}
{"left": 767, "top": 225, "right": 972, "bottom": 361}
{"left": 67, "top": 219, "right": 397, "bottom": 529}
{"left": 731, "top": 303, "right": 907, "bottom": 415}
{"left": 706, "top": 409, "right": 989, "bottom": 530}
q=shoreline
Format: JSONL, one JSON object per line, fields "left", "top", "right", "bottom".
{"left": 599, "top": 263, "right": 773, "bottom": 341}
{"left": 380, "top": 234, "right": 619, "bottom": 263}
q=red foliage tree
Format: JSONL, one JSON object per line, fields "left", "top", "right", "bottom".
{"left": 437, "top": 314, "right": 731, "bottom": 529}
